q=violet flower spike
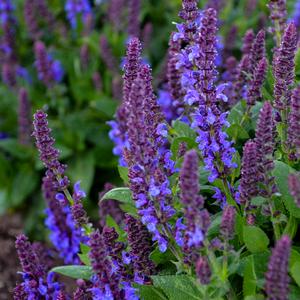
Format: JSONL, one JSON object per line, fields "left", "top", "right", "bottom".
{"left": 128, "top": 0, "right": 140, "bottom": 38}
{"left": 18, "top": 88, "right": 32, "bottom": 146}
{"left": 264, "top": 235, "right": 291, "bottom": 300}
{"left": 196, "top": 256, "right": 211, "bottom": 285}
{"left": 220, "top": 205, "right": 236, "bottom": 240}
{"left": 288, "top": 174, "right": 300, "bottom": 208}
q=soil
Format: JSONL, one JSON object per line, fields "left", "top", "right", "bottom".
{"left": 0, "top": 213, "right": 23, "bottom": 299}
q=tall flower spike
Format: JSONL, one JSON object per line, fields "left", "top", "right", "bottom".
{"left": 124, "top": 214, "right": 155, "bottom": 284}
{"left": 179, "top": 150, "right": 210, "bottom": 261}
{"left": 288, "top": 174, "right": 300, "bottom": 208}
{"left": 242, "top": 29, "right": 255, "bottom": 55}
{"left": 108, "top": 0, "right": 126, "bottom": 31}
{"left": 249, "top": 30, "right": 266, "bottom": 75}
{"left": 18, "top": 88, "right": 32, "bottom": 145}
{"left": 34, "top": 41, "right": 64, "bottom": 87}
{"left": 255, "top": 102, "right": 276, "bottom": 196}
{"left": 246, "top": 57, "right": 268, "bottom": 107}
{"left": 220, "top": 205, "right": 236, "bottom": 240}
{"left": 65, "top": 0, "right": 92, "bottom": 28}
{"left": 267, "top": 0, "right": 287, "bottom": 38}
{"left": 239, "top": 141, "right": 260, "bottom": 205}
{"left": 128, "top": 0, "right": 140, "bottom": 38}
{"left": 273, "top": 22, "right": 298, "bottom": 112}
{"left": 288, "top": 86, "right": 300, "bottom": 158}
{"left": 99, "top": 35, "right": 119, "bottom": 75}
{"left": 264, "top": 235, "right": 291, "bottom": 300}
{"left": 196, "top": 256, "right": 211, "bottom": 285}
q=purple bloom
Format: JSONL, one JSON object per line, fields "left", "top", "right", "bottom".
{"left": 1, "top": 62, "right": 16, "bottom": 87}
{"left": 264, "top": 235, "right": 291, "bottom": 300}
{"left": 99, "top": 35, "right": 119, "bottom": 75}
{"left": 273, "top": 22, "right": 298, "bottom": 112}
{"left": 220, "top": 205, "right": 236, "bottom": 240}
{"left": 18, "top": 88, "right": 32, "bottom": 146}
{"left": 246, "top": 57, "right": 268, "bottom": 107}
{"left": 288, "top": 86, "right": 300, "bottom": 159}
{"left": 267, "top": 0, "right": 287, "bottom": 35}
{"left": 292, "top": 0, "right": 300, "bottom": 30}
{"left": 108, "top": 0, "right": 126, "bottom": 31}
{"left": 124, "top": 214, "right": 155, "bottom": 284}
{"left": 128, "top": 0, "right": 140, "bottom": 38}
{"left": 196, "top": 256, "right": 211, "bottom": 285}
{"left": 239, "top": 141, "right": 260, "bottom": 205}
{"left": 65, "top": 0, "right": 92, "bottom": 28}
{"left": 242, "top": 29, "right": 255, "bottom": 55}
{"left": 249, "top": 30, "right": 266, "bottom": 75}
{"left": 288, "top": 174, "right": 300, "bottom": 208}
{"left": 34, "top": 41, "right": 64, "bottom": 87}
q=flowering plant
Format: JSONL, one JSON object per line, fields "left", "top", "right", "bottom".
{"left": 9, "top": 0, "right": 300, "bottom": 299}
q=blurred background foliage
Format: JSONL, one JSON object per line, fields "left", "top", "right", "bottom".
{"left": 0, "top": 0, "right": 297, "bottom": 239}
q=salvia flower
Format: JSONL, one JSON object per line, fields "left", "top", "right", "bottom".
{"left": 273, "top": 22, "right": 297, "bottom": 112}
{"left": 178, "top": 150, "right": 210, "bottom": 259}
{"left": 249, "top": 30, "right": 266, "bottom": 75}
{"left": 108, "top": 0, "right": 126, "bottom": 31}
{"left": 15, "top": 234, "right": 62, "bottom": 299}
{"left": 287, "top": 86, "right": 300, "bottom": 158}
{"left": 196, "top": 256, "right": 211, "bottom": 285}
{"left": 239, "top": 140, "right": 260, "bottom": 205}
{"left": 18, "top": 88, "right": 32, "bottom": 146}
{"left": 267, "top": 0, "right": 287, "bottom": 35}
{"left": 65, "top": 0, "right": 92, "bottom": 29}
{"left": 1, "top": 62, "right": 16, "bottom": 87}
{"left": 264, "top": 235, "right": 291, "bottom": 300}
{"left": 255, "top": 102, "right": 276, "bottom": 197}
{"left": 128, "top": 0, "right": 140, "bottom": 37}
{"left": 34, "top": 41, "right": 64, "bottom": 87}
{"left": 220, "top": 205, "right": 236, "bottom": 240}
{"left": 242, "top": 29, "right": 255, "bottom": 55}
{"left": 124, "top": 214, "right": 155, "bottom": 284}
{"left": 246, "top": 57, "right": 268, "bottom": 107}
{"left": 43, "top": 174, "right": 87, "bottom": 264}
{"left": 99, "top": 35, "right": 119, "bottom": 75}
{"left": 288, "top": 174, "right": 300, "bottom": 208}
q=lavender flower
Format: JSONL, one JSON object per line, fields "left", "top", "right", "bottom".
{"left": 220, "top": 205, "right": 236, "bottom": 240}
{"left": 273, "top": 22, "right": 297, "bottom": 112}
{"left": 1, "top": 62, "right": 16, "bottom": 87}
{"left": 99, "top": 35, "right": 119, "bottom": 75}
{"left": 239, "top": 141, "right": 260, "bottom": 205}
{"left": 246, "top": 57, "right": 268, "bottom": 107}
{"left": 267, "top": 0, "right": 287, "bottom": 35}
{"left": 34, "top": 41, "right": 64, "bottom": 87}
{"left": 242, "top": 29, "right": 255, "bottom": 55}
{"left": 108, "top": 37, "right": 142, "bottom": 165}
{"left": 128, "top": 0, "right": 140, "bottom": 37}
{"left": 178, "top": 150, "right": 210, "bottom": 259}
{"left": 196, "top": 256, "right": 211, "bottom": 285}
{"left": 65, "top": 0, "right": 92, "bottom": 28}
{"left": 43, "top": 174, "right": 87, "bottom": 264}
{"left": 124, "top": 214, "right": 155, "bottom": 284}
{"left": 249, "top": 30, "right": 266, "bottom": 75}
{"left": 288, "top": 174, "right": 300, "bottom": 207}
{"left": 288, "top": 86, "right": 300, "bottom": 158}
{"left": 108, "top": 0, "right": 126, "bottom": 31}
{"left": 0, "top": 20, "right": 16, "bottom": 62}
{"left": 18, "top": 88, "right": 32, "bottom": 145}
{"left": 264, "top": 235, "right": 291, "bottom": 300}
{"left": 89, "top": 230, "right": 121, "bottom": 299}
{"left": 15, "top": 234, "right": 62, "bottom": 299}
{"left": 255, "top": 102, "right": 276, "bottom": 196}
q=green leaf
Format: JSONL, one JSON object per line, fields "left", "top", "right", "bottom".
{"left": 152, "top": 275, "right": 202, "bottom": 300}
{"left": 118, "top": 165, "right": 129, "bottom": 184}
{"left": 51, "top": 265, "right": 93, "bottom": 280}
{"left": 0, "top": 138, "right": 32, "bottom": 159}
{"left": 150, "top": 248, "right": 176, "bottom": 265}
{"left": 172, "top": 120, "right": 196, "bottom": 139}
{"left": 170, "top": 137, "right": 197, "bottom": 159}
{"left": 291, "top": 262, "right": 300, "bottom": 287}
{"left": 78, "top": 253, "right": 90, "bottom": 266}
{"left": 273, "top": 161, "right": 300, "bottom": 218}
{"left": 137, "top": 285, "right": 168, "bottom": 300}
{"left": 100, "top": 187, "right": 134, "bottom": 205}
{"left": 243, "top": 256, "right": 257, "bottom": 297}
{"left": 227, "top": 101, "right": 245, "bottom": 124}
{"left": 243, "top": 226, "right": 269, "bottom": 253}
{"left": 227, "top": 124, "right": 249, "bottom": 140}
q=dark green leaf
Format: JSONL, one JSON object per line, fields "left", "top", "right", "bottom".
{"left": 172, "top": 120, "right": 196, "bottom": 139}
{"left": 51, "top": 265, "right": 93, "bottom": 280}
{"left": 227, "top": 124, "right": 249, "bottom": 140}
{"left": 137, "top": 285, "right": 168, "bottom": 300}
{"left": 150, "top": 248, "right": 176, "bottom": 265}
{"left": 243, "top": 226, "right": 269, "bottom": 253}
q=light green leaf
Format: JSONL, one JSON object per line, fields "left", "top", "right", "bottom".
{"left": 227, "top": 124, "right": 249, "bottom": 140}
{"left": 51, "top": 265, "right": 93, "bottom": 280}
{"left": 137, "top": 285, "right": 168, "bottom": 300}
{"left": 291, "top": 262, "right": 300, "bottom": 287}
{"left": 100, "top": 187, "right": 134, "bottom": 205}
{"left": 243, "top": 226, "right": 269, "bottom": 253}
{"left": 172, "top": 120, "right": 196, "bottom": 139}
{"left": 152, "top": 275, "right": 202, "bottom": 300}
{"left": 243, "top": 256, "right": 257, "bottom": 297}
{"left": 118, "top": 165, "right": 129, "bottom": 184}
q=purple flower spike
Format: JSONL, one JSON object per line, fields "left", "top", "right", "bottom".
{"left": 108, "top": 0, "right": 126, "bottom": 31}
{"left": 242, "top": 29, "right": 255, "bottom": 55}
{"left": 246, "top": 58, "right": 268, "bottom": 107}
{"left": 264, "top": 235, "right": 291, "bottom": 300}
{"left": 196, "top": 256, "right": 211, "bottom": 285}
{"left": 34, "top": 41, "right": 64, "bottom": 87}
{"left": 288, "top": 174, "right": 300, "bottom": 208}
{"left": 288, "top": 86, "right": 300, "bottom": 159}
{"left": 18, "top": 88, "right": 32, "bottom": 146}
{"left": 273, "top": 22, "right": 298, "bottom": 112}
{"left": 220, "top": 205, "right": 236, "bottom": 240}
{"left": 267, "top": 0, "right": 287, "bottom": 34}
{"left": 128, "top": 0, "right": 140, "bottom": 38}
{"left": 249, "top": 30, "right": 266, "bottom": 75}
{"left": 99, "top": 35, "right": 119, "bottom": 75}
{"left": 124, "top": 214, "right": 155, "bottom": 284}
{"left": 239, "top": 141, "right": 260, "bottom": 205}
